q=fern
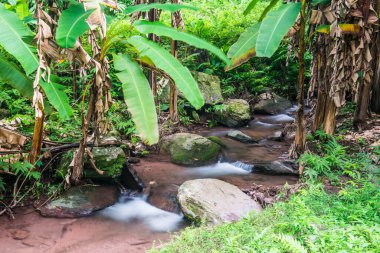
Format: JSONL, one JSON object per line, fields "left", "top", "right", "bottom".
{"left": 276, "top": 234, "right": 308, "bottom": 253}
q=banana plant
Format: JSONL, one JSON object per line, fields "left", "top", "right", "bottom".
{"left": 55, "top": 2, "right": 231, "bottom": 144}
{"left": 0, "top": 6, "right": 73, "bottom": 120}
{"left": 227, "top": 2, "right": 301, "bottom": 69}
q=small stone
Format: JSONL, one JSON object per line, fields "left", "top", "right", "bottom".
{"left": 226, "top": 130, "right": 256, "bottom": 143}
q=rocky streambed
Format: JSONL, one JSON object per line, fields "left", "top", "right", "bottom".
{"left": 0, "top": 105, "right": 300, "bottom": 253}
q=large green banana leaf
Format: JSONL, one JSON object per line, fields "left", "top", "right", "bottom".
{"left": 56, "top": 4, "right": 94, "bottom": 48}
{"left": 0, "top": 6, "right": 38, "bottom": 75}
{"left": 113, "top": 53, "right": 159, "bottom": 144}
{"left": 0, "top": 56, "right": 52, "bottom": 114}
{"left": 124, "top": 3, "right": 198, "bottom": 15}
{"left": 127, "top": 35, "right": 204, "bottom": 109}
{"left": 256, "top": 3, "right": 300, "bottom": 58}
{"left": 226, "top": 22, "right": 261, "bottom": 70}
{"left": 134, "top": 21, "right": 231, "bottom": 66}
{"left": 40, "top": 78, "right": 73, "bottom": 120}
{"left": 0, "top": 56, "right": 33, "bottom": 97}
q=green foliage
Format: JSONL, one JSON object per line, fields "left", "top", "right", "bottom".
{"left": 40, "top": 79, "right": 73, "bottom": 120}
{"left": 243, "top": 0, "right": 261, "bottom": 15}
{"left": 133, "top": 20, "right": 231, "bottom": 66}
{"left": 127, "top": 35, "right": 204, "bottom": 109}
{"left": 0, "top": 55, "right": 33, "bottom": 98}
{"left": 113, "top": 53, "right": 159, "bottom": 144}
{"left": 300, "top": 131, "right": 378, "bottom": 183}
{"left": 124, "top": 3, "right": 198, "bottom": 15}
{"left": 0, "top": 5, "right": 38, "bottom": 75}
{"left": 56, "top": 4, "right": 95, "bottom": 48}
{"left": 152, "top": 180, "right": 380, "bottom": 253}
{"left": 227, "top": 22, "right": 260, "bottom": 68}
{"left": 256, "top": 2, "right": 301, "bottom": 57}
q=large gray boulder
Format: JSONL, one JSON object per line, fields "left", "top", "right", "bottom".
{"left": 178, "top": 179, "right": 262, "bottom": 225}
{"left": 39, "top": 185, "right": 118, "bottom": 218}
{"left": 56, "top": 147, "right": 126, "bottom": 182}
{"left": 215, "top": 99, "right": 251, "bottom": 127}
{"left": 254, "top": 92, "right": 292, "bottom": 115}
{"left": 194, "top": 71, "right": 223, "bottom": 105}
{"left": 161, "top": 133, "right": 221, "bottom": 166}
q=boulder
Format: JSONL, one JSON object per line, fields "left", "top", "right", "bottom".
{"left": 178, "top": 179, "right": 262, "bottom": 225}
{"left": 56, "top": 147, "right": 126, "bottom": 182}
{"left": 215, "top": 99, "right": 251, "bottom": 128}
{"left": 161, "top": 133, "right": 220, "bottom": 166}
{"left": 39, "top": 185, "right": 118, "bottom": 218}
{"left": 254, "top": 161, "right": 298, "bottom": 175}
{"left": 194, "top": 71, "right": 223, "bottom": 105}
{"left": 254, "top": 92, "right": 292, "bottom": 115}
{"left": 226, "top": 130, "right": 257, "bottom": 143}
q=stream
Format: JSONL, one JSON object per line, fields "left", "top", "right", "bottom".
{"left": 0, "top": 110, "right": 299, "bottom": 253}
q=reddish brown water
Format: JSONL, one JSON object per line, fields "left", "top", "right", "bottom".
{"left": 0, "top": 113, "right": 299, "bottom": 253}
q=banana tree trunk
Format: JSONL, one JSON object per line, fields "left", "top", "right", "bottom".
{"left": 148, "top": 0, "right": 157, "bottom": 96}
{"left": 170, "top": 39, "right": 179, "bottom": 121}
{"left": 294, "top": 0, "right": 308, "bottom": 157}
{"left": 371, "top": 32, "right": 380, "bottom": 113}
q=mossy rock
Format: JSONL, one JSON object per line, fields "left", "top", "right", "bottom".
{"left": 39, "top": 185, "right": 118, "bottom": 218}
{"left": 193, "top": 71, "right": 223, "bottom": 105}
{"left": 253, "top": 92, "right": 292, "bottom": 115}
{"left": 161, "top": 133, "right": 221, "bottom": 166}
{"left": 215, "top": 99, "right": 251, "bottom": 128}
{"left": 56, "top": 147, "right": 126, "bottom": 182}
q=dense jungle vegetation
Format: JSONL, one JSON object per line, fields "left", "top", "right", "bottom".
{"left": 0, "top": 0, "right": 379, "bottom": 252}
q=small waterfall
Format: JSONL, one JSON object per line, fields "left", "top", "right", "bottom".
{"left": 100, "top": 195, "right": 184, "bottom": 232}
{"left": 230, "top": 161, "right": 254, "bottom": 172}
{"left": 186, "top": 161, "right": 253, "bottom": 177}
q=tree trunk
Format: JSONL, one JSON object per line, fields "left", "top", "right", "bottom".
{"left": 371, "top": 32, "right": 380, "bottom": 113}
{"left": 294, "top": 0, "right": 308, "bottom": 157}
{"left": 353, "top": 78, "right": 371, "bottom": 130}
{"left": 148, "top": 0, "right": 157, "bottom": 96}
{"left": 170, "top": 40, "right": 179, "bottom": 121}
{"left": 30, "top": 109, "right": 44, "bottom": 164}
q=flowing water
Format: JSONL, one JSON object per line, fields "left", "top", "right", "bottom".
{"left": 0, "top": 111, "right": 299, "bottom": 253}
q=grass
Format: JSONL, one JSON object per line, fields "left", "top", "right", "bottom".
{"left": 151, "top": 181, "right": 380, "bottom": 253}
{"left": 151, "top": 133, "right": 380, "bottom": 253}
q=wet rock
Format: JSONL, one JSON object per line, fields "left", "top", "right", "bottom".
{"left": 161, "top": 133, "right": 221, "bottom": 166}
{"left": 268, "top": 131, "right": 283, "bottom": 141}
{"left": 226, "top": 130, "right": 257, "bottom": 143}
{"left": 127, "top": 157, "right": 141, "bottom": 164}
{"left": 39, "top": 185, "right": 118, "bottom": 218}
{"left": 148, "top": 184, "right": 180, "bottom": 213}
{"left": 254, "top": 92, "right": 292, "bottom": 115}
{"left": 254, "top": 161, "right": 298, "bottom": 175}
{"left": 57, "top": 147, "right": 126, "bottom": 183}
{"left": 194, "top": 71, "right": 223, "bottom": 105}
{"left": 207, "top": 136, "right": 227, "bottom": 148}
{"left": 215, "top": 99, "right": 251, "bottom": 128}
{"left": 178, "top": 179, "right": 262, "bottom": 225}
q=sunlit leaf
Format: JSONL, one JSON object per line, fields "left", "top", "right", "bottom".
{"left": 127, "top": 35, "right": 204, "bottom": 109}
{"left": 113, "top": 53, "right": 159, "bottom": 144}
